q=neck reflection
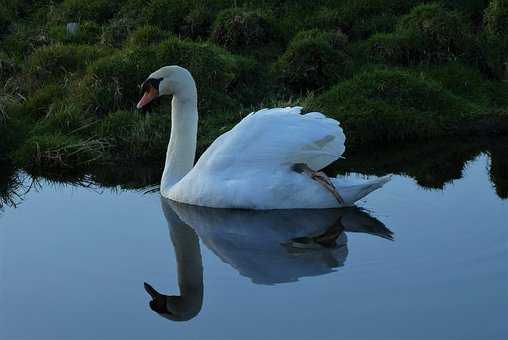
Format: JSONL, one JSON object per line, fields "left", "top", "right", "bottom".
{"left": 144, "top": 198, "right": 203, "bottom": 322}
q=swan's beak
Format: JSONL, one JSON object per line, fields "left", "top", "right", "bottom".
{"left": 144, "top": 282, "right": 169, "bottom": 313}
{"left": 137, "top": 87, "right": 159, "bottom": 109}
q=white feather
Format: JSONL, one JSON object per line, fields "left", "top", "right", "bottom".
{"left": 167, "top": 107, "right": 389, "bottom": 209}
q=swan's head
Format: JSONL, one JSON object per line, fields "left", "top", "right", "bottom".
{"left": 137, "top": 65, "right": 196, "bottom": 110}
{"left": 144, "top": 282, "right": 202, "bottom": 322}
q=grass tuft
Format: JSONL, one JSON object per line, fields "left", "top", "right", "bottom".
{"left": 15, "top": 134, "right": 112, "bottom": 169}
{"left": 307, "top": 67, "right": 483, "bottom": 145}
{"left": 272, "top": 29, "right": 352, "bottom": 93}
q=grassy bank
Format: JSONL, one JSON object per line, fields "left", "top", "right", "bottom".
{"left": 2, "top": 136, "right": 506, "bottom": 213}
{"left": 1, "top": 0, "right": 507, "bottom": 172}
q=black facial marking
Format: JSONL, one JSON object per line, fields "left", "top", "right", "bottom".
{"left": 140, "top": 77, "right": 163, "bottom": 94}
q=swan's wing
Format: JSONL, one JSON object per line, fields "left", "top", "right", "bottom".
{"left": 167, "top": 107, "right": 392, "bottom": 208}
{"left": 197, "top": 107, "right": 345, "bottom": 173}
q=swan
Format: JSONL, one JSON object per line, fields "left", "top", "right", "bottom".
{"left": 137, "top": 66, "right": 391, "bottom": 209}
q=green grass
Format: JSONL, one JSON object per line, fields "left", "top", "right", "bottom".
{"left": 306, "top": 67, "right": 484, "bottom": 145}
{"left": 28, "top": 44, "right": 110, "bottom": 81}
{"left": 58, "top": 0, "right": 119, "bottom": 23}
{"left": 413, "top": 62, "right": 508, "bottom": 108}
{"left": 14, "top": 133, "right": 111, "bottom": 169}
{"left": 0, "top": 0, "right": 506, "bottom": 171}
{"left": 272, "top": 29, "right": 352, "bottom": 93}
{"left": 48, "top": 21, "right": 101, "bottom": 44}
{"left": 367, "top": 3, "right": 473, "bottom": 66}
{"left": 211, "top": 7, "right": 275, "bottom": 52}
{"left": 95, "top": 110, "right": 170, "bottom": 161}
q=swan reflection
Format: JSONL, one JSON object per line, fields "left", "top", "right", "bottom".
{"left": 145, "top": 198, "right": 392, "bottom": 321}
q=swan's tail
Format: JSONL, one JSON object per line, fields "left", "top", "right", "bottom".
{"left": 332, "top": 175, "right": 392, "bottom": 205}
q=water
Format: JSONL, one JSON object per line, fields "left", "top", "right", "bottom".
{"left": 0, "top": 140, "right": 507, "bottom": 340}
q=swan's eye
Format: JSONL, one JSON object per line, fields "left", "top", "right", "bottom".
{"left": 141, "top": 77, "right": 163, "bottom": 94}
{"left": 140, "top": 81, "right": 150, "bottom": 94}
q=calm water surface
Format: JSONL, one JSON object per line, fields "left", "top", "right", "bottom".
{"left": 0, "top": 142, "right": 507, "bottom": 340}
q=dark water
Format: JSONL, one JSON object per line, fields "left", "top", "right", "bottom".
{"left": 0, "top": 139, "right": 507, "bottom": 340}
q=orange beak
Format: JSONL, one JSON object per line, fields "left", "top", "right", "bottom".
{"left": 137, "top": 87, "right": 159, "bottom": 109}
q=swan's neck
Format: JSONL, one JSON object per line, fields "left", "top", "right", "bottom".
{"left": 161, "top": 94, "right": 198, "bottom": 195}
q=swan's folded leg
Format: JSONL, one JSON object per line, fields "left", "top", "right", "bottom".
{"left": 284, "top": 216, "right": 345, "bottom": 249}
{"left": 312, "top": 171, "right": 346, "bottom": 204}
{"left": 312, "top": 216, "right": 345, "bottom": 247}
{"left": 292, "top": 163, "right": 345, "bottom": 205}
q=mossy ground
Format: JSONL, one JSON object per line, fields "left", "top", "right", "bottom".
{"left": 0, "top": 0, "right": 507, "bottom": 172}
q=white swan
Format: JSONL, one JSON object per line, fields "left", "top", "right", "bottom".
{"left": 137, "top": 66, "right": 391, "bottom": 209}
